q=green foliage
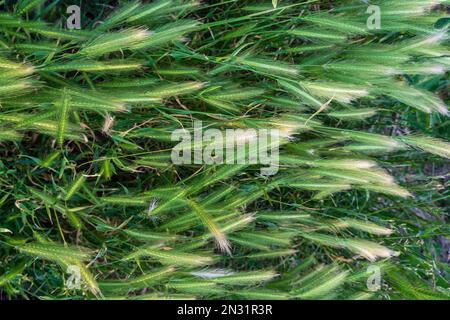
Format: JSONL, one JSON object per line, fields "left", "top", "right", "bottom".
{"left": 0, "top": 0, "right": 448, "bottom": 300}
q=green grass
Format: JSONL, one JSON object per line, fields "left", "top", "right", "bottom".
{"left": 0, "top": 0, "right": 448, "bottom": 300}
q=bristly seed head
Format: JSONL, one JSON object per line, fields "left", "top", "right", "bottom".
{"left": 101, "top": 115, "right": 115, "bottom": 135}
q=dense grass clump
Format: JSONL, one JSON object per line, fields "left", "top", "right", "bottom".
{"left": 0, "top": 0, "right": 448, "bottom": 299}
